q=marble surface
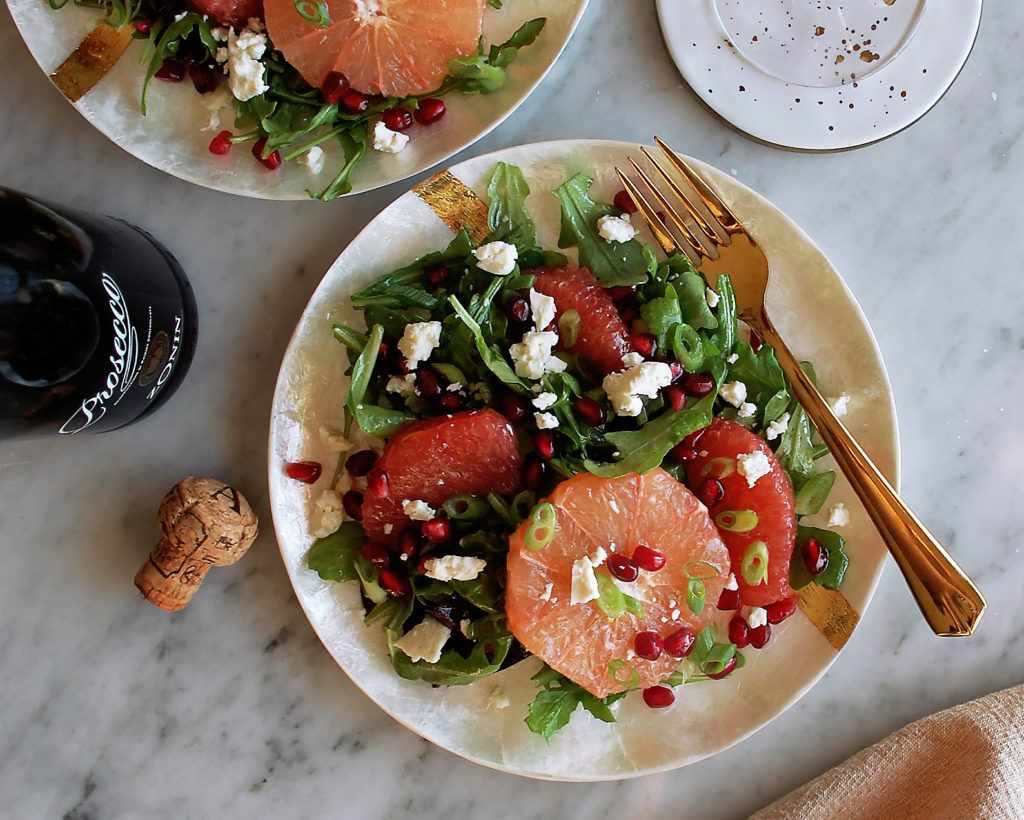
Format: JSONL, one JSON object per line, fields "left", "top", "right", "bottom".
{"left": 1, "top": 1, "right": 1021, "bottom": 817}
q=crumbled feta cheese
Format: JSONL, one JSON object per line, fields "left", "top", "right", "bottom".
{"left": 509, "top": 330, "right": 560, "bottom": 379}
{"left": 424, "top": 555, "right": 487, "bottom": 582}
{"left": 570, "top": 555, "right": 600, "bottom": 604}
{"left": 529, "top": 288, "right": 556, "bottom": 331}
{"left": 447, "top": 382, "right": 464, "bottom": 393}
{"left": 534, "top": 412, "right": 559, "bottom": 429}
{"left": 246, "top": 16, "right": 264, "bottom": 32}
{"left": 705, "top": 287, "right": 720, "bottom": 308}
{"left": 602, "top": 360, "right": 674, "bottom": 416}
{"left": 589, "top": 546, "right": 607, "bottom": 568}
{"left": 226, "top": 27, "right": 268, "bottom": 102}
{"left": 621, "top": 352, "right": 644, "bottom": 368}
{"left": 472, "top": 241, "right": 518, "bottom": 276}
{"left": 214, "top": 46, "right": 228, "bottom": 63}
{"left": 726, "top": 352, "right": 739, "bottom": 364}
{"left": 532, "top": 392, "right": 557, "bottom": 410}
{"left": 397, "top": 320, "right": 441, "bottom": 369}
{"left": 299, "top": 145, "right": 325, "bottom": 174}
{"left": 311, "top": 489, "right": 344, "bottom": 538}
{"left": 737, "top": 450, "right": 772, "bottom": 488}
{"left": 372, "top": 119, "right": 409, "bottom": 153}
{"left": 174, "top": 10, "right": 188, "bottom": 21}
{"left": 211, "top": 26, "right": 229, "bottom": 41}
{"left": 540, "top": 582, "right": 554, "bottom": 602}
{"left": 827, "top": 502, "right": 851, "bottom": 527}
{"left": 597, "top": 213, "right": 637, "bottom": 243}
{"left": 747, "top": 607, "right": 768, "bottom": 629}
{"left": 394, "top": 617, "right": 451, "bottom": 663}
{"left": 318, "top": 424, "right": 352, "bottom": 453}
{"left": 488, "top": 686, "right": 510, "bottom": 710}
{"left": 766, "top": 412, "right": 790, "bottom": 441}
{"left": 737, "top": 401, "right": 757, "bottom": 418}
{"left": 829, "top": 393, "right": 851, "bottom": 416}
{"left": 725, "top": 573, "right": 738, "bottom": 591}
{"left": 386, "top": 374, "right": 417, "bottom": 395}
{"left": 720, "top": 380, "right": 748, "bottom": 408}
{"left": 402, "top": 499, "right": 436, "bottom": 521}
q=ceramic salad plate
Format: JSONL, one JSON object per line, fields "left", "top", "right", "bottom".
{"left": 268, "top": 138, "right": 899, "bottom": 780}
{"left": 7, "top": 0, "right": 588, "bottom": 199}
{"left": 657, "top": 0, "right": 982, "bottom": 150}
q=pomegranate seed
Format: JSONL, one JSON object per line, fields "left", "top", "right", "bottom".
{"left": 706, "top": 656, "right": 737, "bottom": 680}
{"left": 682, "top": 427, "right": 706, "bottom": 450}
{"left": 802, "top": 537, "right": 830, "bottom": 575}
{"left": 504, "top": 294, "right": 531, "bottom": 324}
{"left": 321, "top": 71, "right": 350, "bottom": 103}
{"left": 643, "top": 685, "right": 676, "bottom": 708}
{"left": 208, "top": 130, "right": 233, "bottom": 155}
{"left": 613, "top": 190, "right": 638, "bottom": 214}
{"left": 189, "top": 63, "right": 219, "bottom": 94}
{"left": 342, "top": 490, "right": 364, "bottom": 521}
{"left": 360, "top": 542, "right": 390, "bottom": 567}
{"left": 630, "top": 332, "right": 658, "bottom": 358}
{"left": 634, "top": 630, "right": 664, "bottom": 660}
{"left": 718, "top": 587, "right": 743, "bottom": 610}
{"left": 765, "top": 597, "right": 798, "bottom": 624}
{"left": 728, "top": 615, "right": 750, "bottom": 648}
{"left": 664, "top": 384, "right": 687, "bottom": 412}
{"left": 620, "top": 304, "right": 638, "bottom": 326}
{"left": 381, "top": 106, "right": 413, "bottom": 131}
{"left": 749, "top": 623, "right": 771, "bottom": 649}
{"left": 632, "top": 545, "right": 666, "bottom": 572}
{"left": 607, "top": 553, "right": 638, "bottom": 583}
{"left": 439, "top": 392, "right": 461, "bottom": 411}
{"left": 605, "top": 285, "right": 635, "bottom": 302}
{"left": 749, "top": 331, "right": 763, "bottom": 353}
{"left": 251, "top": 138, "right": 281, "bottom": 170}
{"left": 500, "top": 393, "right": 530, "bottom": 424}
{"left": 345, "top": 449, "right": 377, "bottom": 477}
{"left": 571, "top": 396, "right": 607, "bottom": 427}
{"left": 155, "top": 58, "right": 186, "bottom": 81}
{"left": 414, "top": 97, "right": 446, "bottom": 125}
{"left": 423, "top": 265, "right": 449, "bottom": 286}
{"left": 417, "top": 368, "right": 441, "bottom": 398}
{"left": 284, "top": 460, "right": 321, "bottom": 483}
{"left": 367, "top": 471, "right": 389, "bottom": 497}
{"left": 667, "top": 360, "right": 684, "bottom": 381}
{"left": 532, "top": 429, "right": 555, "bottom": 460}
{"left": 523, "top": 455, "right": 545, "bottom": 490}
{"left": 422, "top": 516, "right": 452, "bottom": 544}
{"left": 415, "top": 554, "right": 431, "bottom": 575}
{"left": 683, "top": 373, "right": 715, "bottom": 397}
{"left": 665, "top": 627, "right": 696, "bottom": 658}
{"left": 399, "top": 528, "right": 419, "bottom": 558}
{"left": 378, "top": 569, "right": 410, "bottom": 597}
{"left": 669, "top": 442, "right": 698, "bottom": 462}
{"left": 134, "top": 19, "right": 151, "bottom": 33}
{"left": 341, "top": 89, "right": 370, "bottom": 113}
{"left": 696, "top": 478, "right": 725, "bottom": 507}
{"left": 391, "top": 352, "right": 411, "bottom": 375}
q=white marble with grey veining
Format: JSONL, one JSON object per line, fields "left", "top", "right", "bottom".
{"left": 1, "top": 1, "right": 1022, "bottom": 817}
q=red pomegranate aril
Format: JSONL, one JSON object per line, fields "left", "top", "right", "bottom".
{"left": 620, "top": 304, "right": 638, "bottom": 326}
{"left": 613, "top": 189, "right": 638, "bottom": 214}
{"left": 500, "top": 392, "right": 530, "bottom": 424}
{"left": 749, "top": 623, "right": 771, "bottom": 649}
{"left": 360, "top": 542, "right": 390, "bottom": 567}
{"left": 630, "top": 332, "right": 657, "bottom": 358}
{"left": 134, "top": 19, "right": 151, "bottom": 33}
{"left": 414, "top": 97, "right": 446, "bottom": 125}
{"left": 252, "top": 138, "right": 281, "bottom": 170}
{"left": 632, "top": 544, "right": 666, "bottom": 572}
{"left": 706, "top": 656, "right": 737, "bottom": 680}
{"left": 718, "top": 587, "right": 743, "bottom": 610}
{"left": 523, "top": 455, "right": 545, "bottom": 490}
{"left": 683, "top": 372, "right": 715, "bottom": 397}
{"left": 415, "top": 554, "right": 431, "bottom": 575}
{"left": 342, "top": 489, "right": 364, "bottom": 521}
{"left": 341, "top": 89, "right": 370, "bottom": 113}
{"left": 696, "top": 477, "right": 725, "bottom": 507}
{"left": 208, "top": 130, "right": 233, "bottom": 155}
{"left": 669, "top": 442, "right": 698, "bottom": 462}
{"left": 664, "top": 384, "right": 687, "bottom": 412}
{"left": 284, "top": 460, "right": 322, "bottom": 483}
{"left": 417, "top": 368, "right": 441, "bottom": 398}
{"left": 321, "top": 71, "right": 350, "bottom": 103}
{"left": 422, "top": 516, "right": 452, "bottom": 544}
{"left": 607, "top": 553, "right": 639, "bottom": 583}
{"left": 606, "top": 285, "right": 636, "bottom": 303}
{"left": 381, "top": 106, "right": 413, "bottom": 131}
{"left": 571, "top": 396, "right": 607, "bottom": 427}
{"left": 634, "top": 630, "right": 664, "bottom": 660}
{"left": 189, "top": 63, "right": 219, "bottom": 94}
{"left": 728, "top": 615, "right": 750, "bottom": 649}
{"left": 802, "top": 537, "right": 830, "bottom": 575}
{"left": 681, "top": 427, "right": 706, "bottom": 450}
{"left": 399, "top": 528, "right": 419, "bottom": 558}
{"left": 367, "top": 471, "right": 389, "bottom": 497}
{"left": 667, "top": 360, "right": 684, "bottom": 381}
{"left": 423, "top": 265, "right": 449, "bottom": 286}
{"left": 155, "top": 58, "right": 186, "bottom": 81}
{"left": 438, "top": 392, "right": 461, "bottom": 411}
{"left": 378, "top": 568, "right": 411, "bottom": 597}
{"left": 504, "top": 294, "right": 531, "bottom": 324}
{"left": 664, "top": 627, "right": 697, "bottom": 658}
{"left": 345, "top": 449, "right": 377, "bottom": 477}
{"left": 749, "top": 331, "right": 763, "bottom": 353}
{"left": 643, "top": 685, "right": 676, "bottom": 708}
{"left": 765, "top": 597, "right": 797, "bottom": 624}
{"left": 532, "top": 428, "right": 555, "bottom": 460}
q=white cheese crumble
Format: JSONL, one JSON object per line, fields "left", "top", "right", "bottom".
{"left": 726, "top": 352, "right": 739, "bottom": 364}
{"left": 747, "top": 607, "right": 768, "bottom": 629}
{"left": 394, "top": 617, "right": 451, "bottom": 663}
{"left": 540, "top": 582, "right": 554, "bottom": 602}
{"left": 226, "top": 27, "right": 268, "bottom": 102}
{"left": 299, "top": 145, "right": 325, "bottom": 174}
{"left": 397, "top": 321, "right": 441, "bottom": 369}
{"left": 597, "top": 213, "right": 637, "bottom": 243}
{"left": 737, "top": 450, "right": 772, "bottom": 488}
{"left": 402, "top": 499, "right": 436, "bottom": 521}
{"left": 529, "top": 287, "right": 556, "bottom": 330}
{"left": 472, "top": 241, "right": 518, "bottom": 276}
{"left": 720, "top": 380, "right": 748, "bottom": 408}
{"left": 725, "top": 573, "right": 738, "bottom": 591}
{"left": 509, "top": 330, "right": 564, "bottom": 379}
{"left": 827, "top": 502, "right": 851, "bottom": 527}
{"left": 589, "top": 546, "right": 607, "bottom": 568}
{"left": 705, "top": 287, "right": 720, "bottom": 308}
{"left": 372, "top": 119, "right": 409, "bottom": 153}
{"left": 737, "top": 401, "right": 757, "bottom": 419}
{"left": 318, "top": 424, "right": 352, "bottom": 453}
{"left": 602, "top": 360, "right": 674, "bottom": 417}
{"left": 311, "top": 489, "right": 344, "bottom": 538}
{"left": 447, "top": 382, "right": 464, "bottom": 393}
{"left": 534, "top": 412, "right": 559, "bottom": 430}
{"left": 385, "top": 374, "right": 417, "bottom": 395}
{"left": 621, "top": 351, "right": 644, "bottom": 368}
{"left": 532, "top": 392, "right": 557, "bottom": 410}
{"left": 829, "top": 393, "right": 851, "bottom": 416}
{"left": 424, "top": 555, "right": 487, "bottom": 582}
{"left": 570, "top": 555, "right": 600, "bottom": 604}
{"left": 766, "top": 412, "right": 790, "bottom": 442}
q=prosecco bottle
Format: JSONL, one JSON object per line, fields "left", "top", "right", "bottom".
{"left": 0, "top": 187, "right": 198, "bottom": 437}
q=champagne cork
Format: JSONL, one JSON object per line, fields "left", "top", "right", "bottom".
{"left": 135, "top": 476, "right": 258, "bottom": 611}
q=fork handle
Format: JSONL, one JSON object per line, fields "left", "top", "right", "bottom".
{"left": 756, "top": 313, "right": 986, "bottom": 636}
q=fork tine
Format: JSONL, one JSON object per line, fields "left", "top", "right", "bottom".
{"left": 654, "top": 136, "right": 740, "bottom": 235}
{"left": 614, "top": 168, "right": 683, "bottom": 259}
{"left": 625, "top": 158, "right": 715, "bottom": 260}
{"left": 639, "top": 146, "right": 728, "bottom": 249}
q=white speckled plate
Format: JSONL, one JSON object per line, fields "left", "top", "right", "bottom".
{"left": 657, "top": 0, "right": 981, "bottom": 150}
{"left": 268, "top": 139, "right": 899, "bottom": 780}
{"left": 6, "top": 0, "right": 587, "bottom": 199}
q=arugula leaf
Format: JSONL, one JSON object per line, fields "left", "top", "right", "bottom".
{"left": 640, "top": 284, "right": 683, "bottom": 350}
{"left": 305, "top": 522, "right": 364, "bottom": 582}
{"left": 790, "top": 525, "right": 849, "bottom": 591}
{"left": 526, "top": 687, "right": 582, "bottom": 742}
{"left": 391, "top": 630, "right": 513, "bottom": 686}
{"left": 673, "top": 269, "right": 718, "bottom": 330}
{"left": 486, "top": 161, "right": 537, "bottom": 252}
{"left": 448, "top": 295, "right": 529, "bottom": 391}
{"left": 774, "top": 404, "right": 816, "bottom": 490}
{"left": 794, "top": 470, "right": 837, "bottom": 516}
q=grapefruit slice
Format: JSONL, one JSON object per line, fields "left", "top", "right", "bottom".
{"left": 262, "top": 0, "right": 486, "bottom": 96}
{"left": 506, "top": 469, "right": 730, "bottom": 698}
{"left": 685, "top": 417, "right": 796, "bottom": 607}
{"left": 361, "top": 408, "right": 522, "bottom": 545}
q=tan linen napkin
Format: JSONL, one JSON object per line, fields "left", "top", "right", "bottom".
{"left": 752, "top": 683, "right": 1024, "bottom": 820}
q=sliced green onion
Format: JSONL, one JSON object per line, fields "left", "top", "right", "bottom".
{"left": 512, "top": 490, "right": 537, "bottom": 523}
{"left": 684, "top": 559, "right": 722, "bottom": 580}
{"left": 741, "top": 540, "right": 770, "bottom": 586}
{"left": 596, "top": 573, "right": 626, "bottom": 618}
{"left": 701, "top": 457, "right": 735, "bottom": 479}
{"left": 557, "top": 308, "right": 581, "bottom": 346}
{"left": 608, "top": 659, "right": 639, "bottom": 687}
{"left": 686, "top": 578, "right": 707, "bottom": 615}
{"left": 714, "top": 509, "right": 759, "bottom": 533}
{"left": 524, "top": 502, "right": 556, "bottom": 551}
{"left": 624, "top": 593, "right": 644, "bottom": 618}
{"left": 487, "top": 491, "right": 514, "bottom": 524}
{"left": 294, "top": 0, "right": 331, "bottom": 27}
{"left": 442, "top": 495, "right": 490, "bottom": 520}
{"left": 431, "top": 362, "right": 468, "bottom": 386}
{"left": 700, "top": 643, "right": 737, "bottom": 677}
{"left": 672, "top": 323, "right": 704, "bottom": 371}
{"left": 664, "top": 669, "right": 686, "bottom": 687}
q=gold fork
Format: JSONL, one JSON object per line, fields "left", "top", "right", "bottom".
{"left": 617, "top": 137, "right": 986, "bottom": 637}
